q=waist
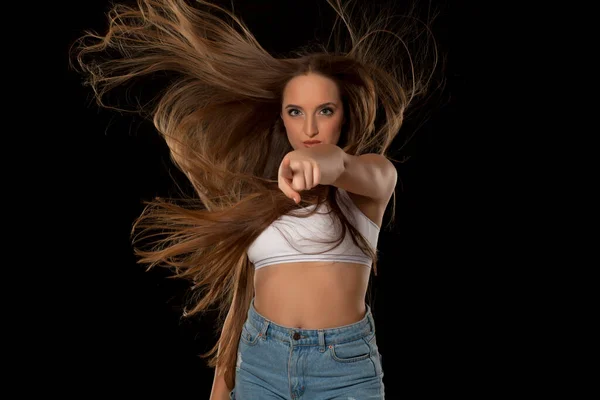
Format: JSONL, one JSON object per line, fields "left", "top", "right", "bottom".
{"left": 247, "top": 297, "right": 376, "bottom": 346}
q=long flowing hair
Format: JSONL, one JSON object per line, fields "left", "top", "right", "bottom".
{"left": 70, "top": 0, "right": 439, "bottom": 389}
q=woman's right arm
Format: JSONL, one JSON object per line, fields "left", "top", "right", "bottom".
{"left": 210, "top": 304, "right": 235, "bottom": 400}
{"left": 209, "top": 366, "right": 232, "bottom": 400}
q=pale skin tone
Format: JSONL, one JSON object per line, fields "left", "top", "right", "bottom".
{"left": 280, "top": 73, "right": 344, "bottom": 151}
{"left": 211, "top": 73, "right": 385, "bottom": 399}
{"left": 278, "top": 73, "right": 346, "bottom": 203}
{"left": 255, "top": 72, "right": 375, "bottom": 329}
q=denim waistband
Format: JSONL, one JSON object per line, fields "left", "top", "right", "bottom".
{"left": 246, "top": 297, "right": 376, "bottom": 347}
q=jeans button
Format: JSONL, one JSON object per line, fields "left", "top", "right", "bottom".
{"left": 293, "top": 332, "right": 301, "bottom": 340}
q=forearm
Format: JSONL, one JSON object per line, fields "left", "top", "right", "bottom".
{"left": 209, "top": 367, "right": 232, "bottom": 400}
{"left": 300, "top": 143, "right": 346, "bottom": 185}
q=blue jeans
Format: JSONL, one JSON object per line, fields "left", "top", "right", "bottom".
{"left": 230, "top": 298, "right": 385, "bottom": 399}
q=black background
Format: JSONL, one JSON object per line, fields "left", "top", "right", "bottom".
{"left": 24, "top": 0, "right": 499, "bottom": 397}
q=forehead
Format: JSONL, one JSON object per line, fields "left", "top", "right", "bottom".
{"left": 282, "top": 74, "right": 340, "bottom": 102}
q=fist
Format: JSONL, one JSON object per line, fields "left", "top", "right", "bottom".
{"left": 278, "top": 156, "right": 321, "bottom": 204}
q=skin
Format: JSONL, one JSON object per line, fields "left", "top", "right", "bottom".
{"left": 280, "top": 73, "right": 345, "bottom": 150}
{"left": 213, "top": 75, "right": 386, "bottom": 400}
{"left": 228, "top": 72, "right": 383, "bottom": 398}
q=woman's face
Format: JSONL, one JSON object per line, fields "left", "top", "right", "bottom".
{"left": 280, "top": 73, "right": 344, "bottom": 150}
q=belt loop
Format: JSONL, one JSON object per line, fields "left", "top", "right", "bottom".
{"left": 318, "top": 329, "right": 325, "bottom": 352}
{"left": 366, "top": 304, "right": 376, "bottom": 335}
{"left": 260, "top": 319, "right": 269, "bottom": 340}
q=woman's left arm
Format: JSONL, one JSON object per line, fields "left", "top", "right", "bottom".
{"left": 278, "top": 144, "right": 396, "bottom": 203}
{"left": 333, "top": 151, "right": 397, "bottom": 202}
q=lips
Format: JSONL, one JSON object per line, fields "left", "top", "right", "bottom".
{"left": 303, "top": 141, "right": 321, "bottom": 144}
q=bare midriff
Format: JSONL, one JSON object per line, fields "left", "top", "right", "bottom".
{"left": 253, "top": 260, "right": 371, "bottom": 330}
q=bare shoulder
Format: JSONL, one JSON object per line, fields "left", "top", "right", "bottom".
{"left": 336, "top": 156, "right": 397, "bottom": 229}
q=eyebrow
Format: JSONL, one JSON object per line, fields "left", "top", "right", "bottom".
{"left": 284, "top": 102, "right": 337, "bottom": 109}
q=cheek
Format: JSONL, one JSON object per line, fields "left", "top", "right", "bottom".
{"left": 282, "top": 117, "right": 293, "bottom": 129}
{"left": 281, "top": 120, "right": 291, "bottom": 135}
{"left": 330, "top": 116, "right": 344, "bottom": 131}
{"left": 284, "top": 120, "right": 303, "bottom": 137}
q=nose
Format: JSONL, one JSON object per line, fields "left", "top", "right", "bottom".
{"left": 303, "top": 115, "right": 318, "bottom": 137}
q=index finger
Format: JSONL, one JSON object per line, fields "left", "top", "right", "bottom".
{"left": 280, "top": 157, "right": 293, "bottom": 180}
{"left": 279, "top": 158, "right": 300, "bottom": 203}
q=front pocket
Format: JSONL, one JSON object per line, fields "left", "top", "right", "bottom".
{"left": 240, "top": 321, "right": 262, "bottom": 346}
{"left": 329, "top": 337, "right": 372, "bottom": 363}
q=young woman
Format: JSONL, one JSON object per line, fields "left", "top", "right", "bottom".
{"left": 71, "top": 0, "right": 438, "bottom": 398}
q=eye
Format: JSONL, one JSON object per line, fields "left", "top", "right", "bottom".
{"left": 287, "top": 108, "right": 334, "bottom": 117}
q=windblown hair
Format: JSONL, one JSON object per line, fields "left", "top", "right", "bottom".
{"left": 71, "top": 0, "right": 438, "bottom": 389}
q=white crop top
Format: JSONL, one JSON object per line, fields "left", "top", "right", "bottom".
{"left": 247, "top": 188, "right": 380, "bottom": 270}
